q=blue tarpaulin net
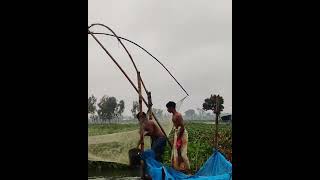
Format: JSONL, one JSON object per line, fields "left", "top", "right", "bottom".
{"left": 142, "top": 149, "right": 232, "bottom": 180}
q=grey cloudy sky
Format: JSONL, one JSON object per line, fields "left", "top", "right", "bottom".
{"left": 88, "top": 0, "right": 232, "bottom": 116}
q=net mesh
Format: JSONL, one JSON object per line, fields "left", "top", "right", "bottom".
{"left": 88, "top": 96, "right": 187, "bottom": 165}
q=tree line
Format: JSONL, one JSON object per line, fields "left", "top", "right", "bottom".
{"left": 88, "top": 94, "right": 231, "bottom": 123}
{"left": 88, "top": 94, "right": 168, "bottom": 124}
{"left": 88, "top": 94, "right": 125, "bottom": 123}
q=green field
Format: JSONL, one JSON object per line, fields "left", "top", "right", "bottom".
{"left": 88, "top": 121, "right": 232, "bottom": 173}
{"left": 163, "top": 122, "right": 232, "bottom": 172}
{"left": 88, "top": 124, "right": 139, "bottom": 136}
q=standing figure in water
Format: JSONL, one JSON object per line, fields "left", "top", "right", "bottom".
{"left": 166, "top": 101, "right": 191, "bottom": 173}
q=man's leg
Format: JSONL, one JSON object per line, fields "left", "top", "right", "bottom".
{"left": 152, "top": 137, "right": 166, "bottom": 162}
{"left": 158, "top": 137, "right": 166, "bottom": 163}
{"left": 180, "top": 131, "right": 191, "bottom": 171}
{"left": 180, "top": 146, "right": 190, "bottom": 170}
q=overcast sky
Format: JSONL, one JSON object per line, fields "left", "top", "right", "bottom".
{"left": 88, "top": 0, "right": 232, "bottom": 116}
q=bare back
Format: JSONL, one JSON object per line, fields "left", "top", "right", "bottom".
{"left": 143, "top": 120, "right": 164, "bottom": 138}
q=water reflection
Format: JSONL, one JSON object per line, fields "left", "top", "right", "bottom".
{"left": 88, "top": 167, "right": 140, "bottom": 180}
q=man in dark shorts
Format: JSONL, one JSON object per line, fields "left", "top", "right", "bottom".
{"left": 137, "top": 112, "right": 167, "bottom": 162}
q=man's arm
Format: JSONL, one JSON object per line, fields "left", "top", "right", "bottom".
{"left": 137, "top": 123, "right": 143, "bottom": 148}
{"left": 138, "top": 123, "right": 149, "bottom": 144}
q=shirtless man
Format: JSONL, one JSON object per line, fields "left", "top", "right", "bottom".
{"left": 166, "top": 101, "right": 191, "bottom": 172}
{"left": 137, "top": 112, "right": 167, "bottom": 162}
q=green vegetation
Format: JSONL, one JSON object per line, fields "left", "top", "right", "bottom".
{"left": 88, "top": 122, "right": 232, "bottom": 174}
{"left": 163, "top": 122, "right": 231, "bottom": 173}
{"left": 88, "top": 124, "right": 138, "bottom": 136}
{"left": 89, "top": 142, "right": 125, "bottom": 159}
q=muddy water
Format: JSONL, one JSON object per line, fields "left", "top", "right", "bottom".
{"left": 88, "top": 168, "right": 140, "bottom": 180}
{"left": 89, "top": 177, "right": 140, "bottom": 180}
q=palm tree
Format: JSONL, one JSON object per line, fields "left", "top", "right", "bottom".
{"left": 202, "top": 94, "right": 224, "bottom": 149}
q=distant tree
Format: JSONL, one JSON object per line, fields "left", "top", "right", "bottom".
{"left": 117, "top": 100, "right": 125, "bottom": 115}
{"left": 97, "top": 96, "right": 118, "bottom": 123}
{"left": 202, "top": 94, "right": 224, "bottom": 114}
{"left": 203, "top": 94, "right": 224, "bottom": 148}
{"left": 115, "top": 100, "right": 125, "bottom": 123}
{"left": 131, "top": 101, "right": 139, "bottom": 119}
{"left": 88, "top": 95, "right": 97, "bottom": 123}
{"left": 163, "top": 113, "right": 170, "bottom": 120}
{"left": 92, "top": 114, "right": 99, "bottom": 123}
{"left": 88, "top": 95, "right": 97, "bottom": 114}
{"left": 185, "top": 109, "right": 196, "bottom": 120}
{"left": 197, "top": 108, "right": 205, "bottom": 120}
{"left": 205, "top": 112, "right": 213, "bottom": 120}
{"left": 152, "top": 108, "right": 164, "bottom": 120}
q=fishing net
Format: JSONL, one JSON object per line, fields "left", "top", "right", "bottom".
{"left": 88, "top": 96, "right": 187, "bottom": 165}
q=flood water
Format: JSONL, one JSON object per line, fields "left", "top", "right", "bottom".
{"left": 89, "top": 177, "right": 140, "bottom": 180}
{"left": 88, "top": 168, "right": 140, "bottom": 180}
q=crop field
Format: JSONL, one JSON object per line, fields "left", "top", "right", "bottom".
{"left": 88, "top": 121, "right": 231, "bottom": 174}
{"left": 88, "top": 124, "right": 139, "bottom": 136}
{"left": 162, "top": 122, "right": 232, "bottom": 173}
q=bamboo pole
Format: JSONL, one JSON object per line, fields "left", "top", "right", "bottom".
{"left": 88, "top": 30, "right": 189, "bottom": 96}
{"left": 88, "top": 24, "right": 140, "bottom": 75}
{"left": 147, "top": 91, "right": 153, "bottom": 119}
{"left": 138, "top": 72, "right": 145, "bottom": 179}
{"left": 147, "top": 91, "right": 153, "bottom": 150}
{"left": 88, "top": 24, "right": 150, "bottom": 97}
{"left": 88, "top": 30, "right": 172, "bottom": 149}
{"left": 140, "top": 78, "right": 148, "bottom": 96}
